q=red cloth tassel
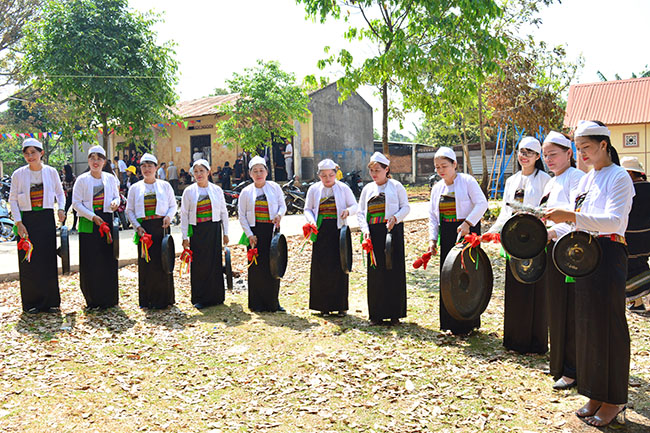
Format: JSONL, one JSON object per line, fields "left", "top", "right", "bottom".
{"left": 247, "top": 248, "right": 258, "bottom": 268}
{"left": 99, "top": 222, "right": 112, "bottom": 244}
{"left": 361, "top": 238, "right": 377, "bottom": 268}
{"left": 17, "top": 237, "right": 34, "bottom": 263}
{"left": 302, "top": 223, "right": 318, "bottom": 238}
{"left": 140, "top": 233, "right": 153, "bottom": 262}
{"left": 460, "top": 233, "right": 481, "bottom": 270}
{"left": 413, "top": 251, "right": 433, "bottom": 270}
{"left": 480, "top": 233, "right": 501, "bottom": 244}
{"left": 179, "top": 248, "right": 192, "bottom": 276}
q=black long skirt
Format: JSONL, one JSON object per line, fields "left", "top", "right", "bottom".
{"left": 309, "top": 219, "right": 348, "bottom": 313}
{"left": 575, "top": 238, "right": 629, "bottom": 404}
{"left": 17, "top": 209, "right": 60, "bottom": 312}
{"left": 503, "top": 255, "right": 548, "bottom": 354}
{"left": 439, "top": 219, "right": 480, "bottom": 334}
{"left": 190, "top": 221, "right": 225, "bottom": 306}
{"left": 78, "top": 212, "right": 118, "bottom": 308}
{"left": 138, "top": 218, "right": 174, "bottom": 309}
{"left": 367, "top": 222, "right": 407, "bottom": 321}
{"left": 626, "top": 255, "right": 650, "bottom": 301}
{"left": 248, "top": 222, "right": 280, "bottom": 312}
{"left": 546, "top": 241, "right": 577, "bottom": 380}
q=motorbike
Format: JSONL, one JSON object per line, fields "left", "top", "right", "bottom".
{"left": 222, "top": 180, "right": 251, "bottom": 217}
{"left": 172, "top": 196, "right": 182, "bottom": 226}
{"left": 429, "top": 173, "right": 441, "bottom": 187}
{"left": 0, "top": 199, "right": 16, "bottom": 242}
{"left": 342, "top": 170, "right": 363, "bottom": 198}
{"left": 282, "top": 176, "right": 306, "bottom": 214}
{"left": 1, "top": 176, "right": 11, "bottom": 201}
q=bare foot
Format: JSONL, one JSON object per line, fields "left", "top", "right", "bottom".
{"left": 585, "top": 403, "right": 626, "bottom": 427}
{"left": 575, "top": 399, "right": 601, "bottom": 418}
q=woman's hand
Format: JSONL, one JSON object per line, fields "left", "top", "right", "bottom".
{"left": 428, "top": 240, "right": 438, "bottom": 256}
{"left": 137, "top": 226, "right": 146, "bottom": 237}
{"left": 547, "top": 229, "right": 557, "bottom": 242}
{"left": 57, "top": 209, "right": 66, "bottom": 224}
{"left": 386, "top": 216, "right": 397, "bottom": 231}
{"left": 340, "top": 209, "right": 349, "bottom": 219}
{"left": 272, "top": 215, "right": 281, "bottom": 227}
{"left": 162, "top": 216, "right": 171, "bottom": 229}
{"left": 248, "top": 235, "right": 257, "bottom": 249}
{"left": 182, "top": 239, "right": 190, "bottom": 249}
{"left": 457, "top": 221, "right": 470, "bottom": 237}
{"left": 16, "top": 221, "right": 28, "bottom": 238}
{"left": 92, "top": 215, "right": 104, "bottom": 226}
{"left": 544, "top": 208, "right": 576, "bottom": 225}
{"left": 223, "top": 235, "right": 229, "bottom": 246}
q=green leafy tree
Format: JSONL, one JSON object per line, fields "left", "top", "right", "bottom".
{"left": 0, "top": 0, "right": 41, "bottom": 88}
{"left": 216, "top": 60, "right": 310, "bottom": 180}
{"left": 297, "top": 0, "right": 503, "bottom": 156}
{"left": 21, "top": 0, "right": 178, "bottom": 150}
{"left": 211, "top": 87, "right": 230, "bottom": 96}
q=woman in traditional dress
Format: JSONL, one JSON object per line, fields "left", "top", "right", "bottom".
{"left": 488, "top": 137, "right": 551, "bottom": 353}
{"left": 238, "top": 156, "right": 287, "bottom": 312}
{"left": 9, "top": 138, "right": 66, "bottom": 313}
{"left": 304, "top": 159, "right": 358, "bottom": 316}
{"left": 357, "top": 152, "right": 410, "bottom": 325}
{"left": 180, "top": 159, "right": 229, "bottom": 309}
{"left": 539, "top": 131, "right": 585, "bottom": 390}
{"left": 126, "top": 153, "right": 177, "bottom": 309}
{"left": 620, "top": 156, "right": 650, "bottom": 312}
{"left": 72, "top": 145, "right": 120, "bottom": 310}
{"left": 428, "top": 147, "right": 488, "bottom": 335}
{"left": 545, "top": 120, "right": 633, "bottom": 427}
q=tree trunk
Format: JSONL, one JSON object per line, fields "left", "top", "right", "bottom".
{"left": 269, "top": 132, "right": 276, "bottom": 181}
{"left": 101, "top": 112, "right": 109, "bottom": 150}
{"left": 459, "top": 115, "right": 473, "bottom": 176}
{"left": 42, "top": 136, "right": 50, "bottom": 164}
{"left": 477, "top": 83, "right": 488, "bottom": 195}
{"left": 382, "top": 82, "right": 389, "bottom": 155}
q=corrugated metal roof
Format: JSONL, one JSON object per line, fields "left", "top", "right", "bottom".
{"left": 172, "top": 93, "right": 239, "bottom": 118}
{"left": 564, "top": 77, "right": 650, "bottom": 128}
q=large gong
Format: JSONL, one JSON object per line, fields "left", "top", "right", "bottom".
{"left": 270, "top": 229, "right": 288, "bottom": 279}
{"left": 501, "top": 213, "right": 547, "bottom": 259}
{"left": 440, "top": 245, "right": 493, "bottom": 321}
{"left": 552, "top": 231, "right": 601, "bottom": 278}
{"left": 57, "top": 225, "right": 70, "bottom": 275}
{"left": 339, "top": 225, "right": 352, "bottom": 274}
{"left": 509, "top": 249, "right": 546, "bottom": 284}
{"left": 161, "top": 233, "right": 175, "bottom": 275}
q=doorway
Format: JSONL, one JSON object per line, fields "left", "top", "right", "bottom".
{"left": 190, "top": 135, "right": 211, "bottom": 166}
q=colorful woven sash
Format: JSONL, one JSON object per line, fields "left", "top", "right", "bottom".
{"left": 367, "top": 194, "right": 385, "bottom": 225}
{"left": 30, "top": 184, "right": 44, "bottom": 210}
{"left": 439, "top": 194, "right": 457, "bottom": 222}
{"left": 255, "top": 195, "right": 270, "bottom": 223}
{"left": 196, "top": 197, "right": 212, "bottom": 223}
{"left": 319, "top": 196, "right": 337, "bottom": 219}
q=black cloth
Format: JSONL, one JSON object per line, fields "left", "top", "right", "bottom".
{"left": 138, "top": 219, "right": 174, "bottom": 309}
{"left": 575, "top": 238, "right": 629, "bottom": 404}
{"left": 367, "top": 222, "right": 407, "bottom": 321}
{"left": 503, "top": 255, "right": 548, "bottom": 354}
{"left": 546, "top": 242, "right": 576, "bottom": 380}
{"left": 190, "top": 221, "right": 225, "bottom": 306}
{"left": 220, "top": 167, "right": 232, "bottom": 190}
{"left": 439, "top": 219, "right": 481, "bottom": 334}
{"left": 234, "top": 160, "right": 244, "bottom": 180}
{"left": 309, "top": 219, "right": 349, "bottom": 313}
{"left": 247, "top": 222, "right": 281, "bottom": 312}
{"left": 17, "top": 209, "right": 60, "bottom": 311}
{"left": 625, "top": 180, "right": 650, "bottom": 300}
{"left": 169, "top": 179, "right": 179, "bottom": 196}
{"left": 78, "top": 211, "right": 118, "bottom": 308}
{"left": 627, "top": 256, "right": 650, "bottom": 300}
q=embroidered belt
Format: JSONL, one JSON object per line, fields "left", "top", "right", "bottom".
{"left": 598, "top": 234, "right": 626, "bottom": 245}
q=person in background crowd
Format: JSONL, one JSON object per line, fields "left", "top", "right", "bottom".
{"left": 9, "top": 138, "right": 66, "bottom": 313}
{"left": 125, "top": 166, "right": 138, "bottom": 190}
{"left": 193, "top": 147, "right": 203, "bottom": 162}
{"left": 233, "top": 154, "right": 244, "bottom": 183}
{"left": 115, "top": 156, "right": 127, "bottom": 185}
{"left": 157, "top": 162, "right": 166, "bottom": 180}
{"left": 221, "top": 161, "right": 232, "bottom": 190}
{"left": 167, "top": 161, "right": 179, "bottom": 195}
{"left": 621, "top": 156, "right": 650, "bottom": 313}
{"left": 283, "top": 140, "right": 293, "bottom": 180}
{"left": 62, "top": 164, "right": 77, "bottom": 232}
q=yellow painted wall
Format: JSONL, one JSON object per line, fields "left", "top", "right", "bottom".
{"left": 609, "top": 124, "right": 649, "bottom": 171}
{"left": 299, "top": 113, "right": 314, "bottom": 157}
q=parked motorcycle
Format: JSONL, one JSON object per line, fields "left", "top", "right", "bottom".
{"left": 222, "top": 180, "right": 251, "bottom": 217}
{"left": 0, "top": 199, "right": 16, "bottom": 242}
{"left": 1, "top": 176, "right": 11, "bottom": 201}
{"left": 429, "top": 173, "right": 441, "bottom": 187}
{"left": 282, "top": 176, "right": 306, "bottom": 214}
{"left": 342, "top": 170, "right": 363, "bottom": 198}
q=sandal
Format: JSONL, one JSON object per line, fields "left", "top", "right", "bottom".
{"left": 553, "top": 377, "right": 577, "bottom": 390}
{"left": 585, "top": 405, "right": 626, "bottom": 427}
{"left": 576, "top": 403, "right": 601, "bottom": 418}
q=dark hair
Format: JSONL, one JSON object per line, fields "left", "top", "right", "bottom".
{"left": 224, "top": 161, "right": 230, "bottom": 167}
{"left": 534, "top": 157, "right": 545, "bottom": 173}
{"left": 114, "top": 156, "right": 119, "bottom": 161}
{"left": 63, "top": 164, "right": 74, "bottom": 182}
{"left": 588, "top": 120, "right": 620, "bottom": 165}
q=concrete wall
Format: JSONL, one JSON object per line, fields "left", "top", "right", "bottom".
{"left": 609, "top": 123, "right": 649, "bottom": 171}
{"left": 308, "top": 84, "right": 373, "bottom": 181}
